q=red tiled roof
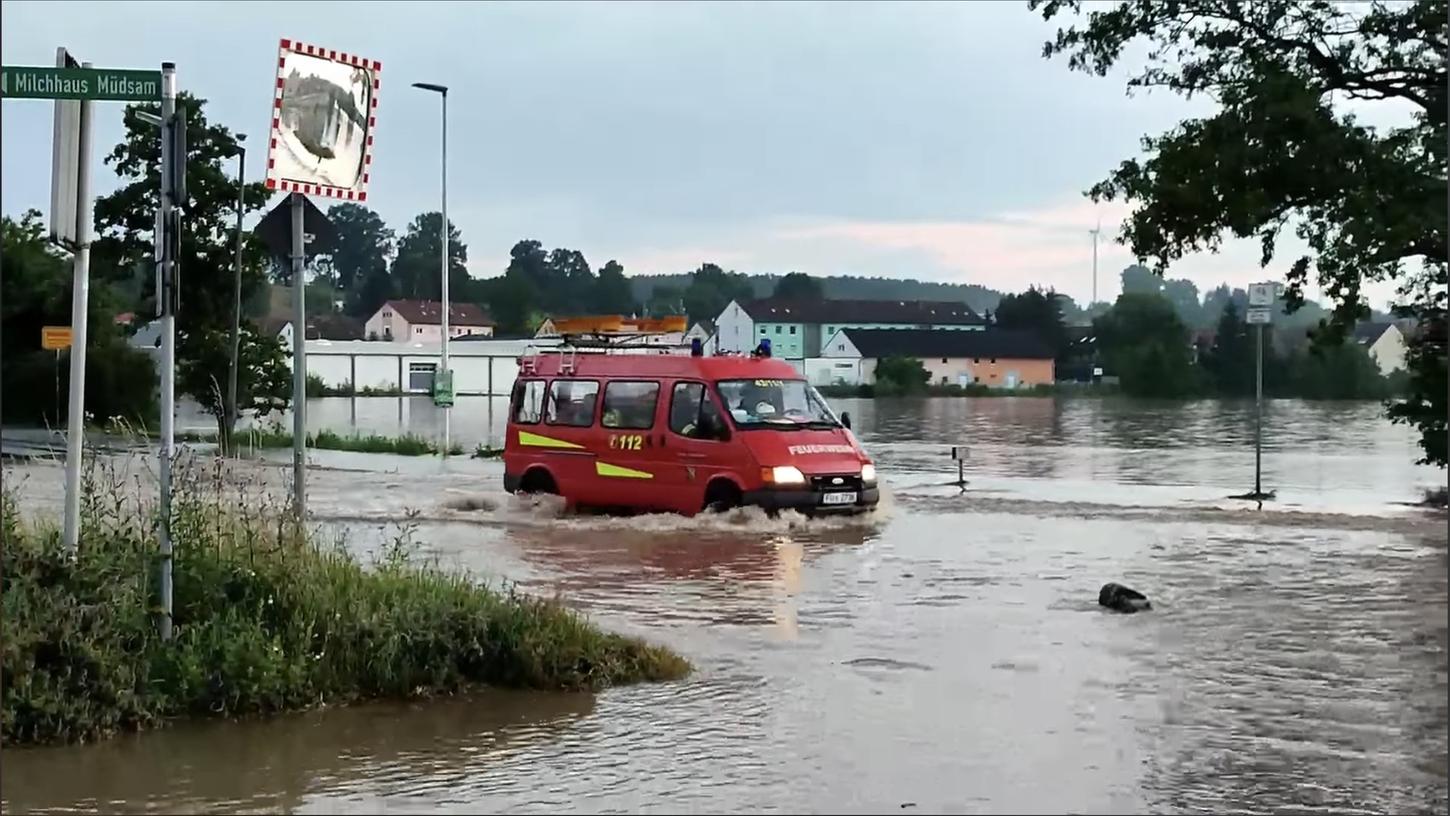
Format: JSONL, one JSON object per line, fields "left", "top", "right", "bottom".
{"left": 381, "top": 299, "right": 494, "bottom": 327}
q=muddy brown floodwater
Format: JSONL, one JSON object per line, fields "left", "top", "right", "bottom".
{"left": 2, "top": 398, "right": 1446, "bottom": 814}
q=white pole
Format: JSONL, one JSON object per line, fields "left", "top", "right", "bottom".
{"left": 1089, "top": 225, "right": 1100, "bottom": 307}
{"left": 440, "top": 89, "right": 450, "bottom": 457}
{"left": 60, "top": 62, "right": 95, "bottom": 558}
{"left": 157, "top": 61, "right": 177, "bottom": 640}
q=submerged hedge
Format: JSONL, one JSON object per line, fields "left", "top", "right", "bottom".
{"left": 0, "top": 454, "right": 689, "bottom": 745}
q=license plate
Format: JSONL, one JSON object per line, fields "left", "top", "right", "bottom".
{"left": 821, "top": 491, "right": 857, "bottom": 506}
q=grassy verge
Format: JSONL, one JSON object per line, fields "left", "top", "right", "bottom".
{"left": 0, "top": 452, "right": 690, "bottom": 746}
{"left": 473, "top": 443, "right": 505, "bottom": 459}
{"left": 306, "top": 376, "right": 406, "bottom": 398}
{"left": 177, "top": 428, "right": 465, "bottom": 457}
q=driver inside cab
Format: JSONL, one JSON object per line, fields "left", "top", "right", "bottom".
{"left": 728, "top": 381, "right": 781, "bottom": 423}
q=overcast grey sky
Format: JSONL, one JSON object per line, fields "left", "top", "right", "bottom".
{"left": 0, "top": 0, "right": 1398, "bottom": 307}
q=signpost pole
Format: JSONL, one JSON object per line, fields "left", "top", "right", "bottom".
{"left": 157, "top": 61, "right": 177, "bottom": 641}
{"left": 1241, "top": 281, "right": 1276, "bottom": 503}
{"left": 54, "top": 348, "right": 61, "bottom": 426}
{"left": 1255, "top": 321, "right": 1263, "bottom": 498}
{"left": 440, "top": 88, "right": 450, "bottom": 456}
{"left": 59, "top": 60, "right": 94, "bottom": 559}
{"left": 226, "top": 137, "right": 246, "bottom": 453}
{"left": 291, "top": 192, "right": 306, "bottom": 523}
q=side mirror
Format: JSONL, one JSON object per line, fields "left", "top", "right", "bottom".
{"left": 840, "top": 411, "right": 852, "bottom": 430}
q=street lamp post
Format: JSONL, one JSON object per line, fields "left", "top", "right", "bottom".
{"left": 226, "top": 134, "right": 246, "bottom": 452}
{"left": 413, "top": 81, "right": 450, "bottom": 456}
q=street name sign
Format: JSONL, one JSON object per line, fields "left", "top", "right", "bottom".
{"left": 1246, "top": 306, "right": 1273, "bottom": 325}
{"left": 1, "top": 65, "right": 162, "bottom": 101}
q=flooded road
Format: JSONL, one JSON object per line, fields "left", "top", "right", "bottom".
{"left": 3, "top": 398, "right": 1446, "bottom": 814}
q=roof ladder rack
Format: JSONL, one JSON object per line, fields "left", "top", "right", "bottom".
{"left": 559, "top": 345, "right": 578, "bottom": 375}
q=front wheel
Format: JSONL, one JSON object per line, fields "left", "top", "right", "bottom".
{"left": 702, "top": 480, "right": 742, "bottom": 514}
{"left": 516, "top": 468, "right": 558, "bottom": 496}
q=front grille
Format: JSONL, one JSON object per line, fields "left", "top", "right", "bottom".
{"left": 810, "top": 473, "right": 862, "bottom": 492}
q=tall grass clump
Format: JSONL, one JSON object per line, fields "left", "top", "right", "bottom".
{"left": 209, "top": 426, "right": 463, "bottom": 457}
{"left": 1, "top": 451, "right": 689, "bottom": 746}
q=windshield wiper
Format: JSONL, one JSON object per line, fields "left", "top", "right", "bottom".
{"left": 799, "top": 420, "right": 841, "bottom": 430}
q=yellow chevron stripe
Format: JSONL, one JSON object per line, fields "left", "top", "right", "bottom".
{"left": 518, "top": 430, "right": 585, "bottom": 449}
{"left": 596, "top": 461, "right": 654, "bottom": 479}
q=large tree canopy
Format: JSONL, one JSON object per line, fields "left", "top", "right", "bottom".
{"left": 993, "top": 285, "right": 1069, "bottom": 360}
{"left": 1032, "top": 0, "right": 1447, "bottom": 465}
{"left": 773, "top": 272, "right": 825, "bottom": 301}
{"left": 319, "top": 203, "right": 394, "bottom": 316}
{"left": 93, "top": 93, "right": 289, "bottom": 444}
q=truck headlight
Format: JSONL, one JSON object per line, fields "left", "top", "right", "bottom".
{"left": 763, "top": 465, "right": 806, "bottom": 486}
{"left": 860, "top": 463, "right": 876, "bottom": 485}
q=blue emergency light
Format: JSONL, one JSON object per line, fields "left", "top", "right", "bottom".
{"left": 691, "top": 337, "right": 703, "bottom": 357}
{"left": 756, "top": 338, "right": 773, "bottom": 358}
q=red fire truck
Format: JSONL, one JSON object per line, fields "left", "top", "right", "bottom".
{"left": 503, "top": 331, "right": 878, "bottom": 516}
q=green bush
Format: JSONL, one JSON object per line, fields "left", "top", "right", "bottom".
{"left": 1, "top": 453, "right": 689, "bottom": 745}
{"left": 305, "top": 373, "right": 327, "bottom": 399}
{"left": 0, "top": 341, "right": 158, "bottom": 427}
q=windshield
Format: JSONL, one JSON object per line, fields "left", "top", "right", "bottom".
{"left": 716, "top": 379, "right": 840, "bottom": 428}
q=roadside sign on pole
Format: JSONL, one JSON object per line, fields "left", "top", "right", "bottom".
{"left": 49, "top": 49, "right": 80, "bottom": 246}
{"left": 1, "top": 65, "right": 163, "bottom": 101}
{"left": 433, "top": 369, "right": 455, "bottom": 407}
{"left": 1248, "top": 283, "right": 1276, "bottom": 307}
{"left": 41, "top": 326, "right": 73, "bottom": 350}
{"left": 1246, "top": 306, "right": 1273, "bottom": 325}
{"left": 265, "top": 39, "right": 383, "bottom": 201}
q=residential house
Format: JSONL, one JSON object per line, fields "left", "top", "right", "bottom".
{"left": 1353, "top": 322, "right": 1407, "bottom": 374}
{"left": 262, "top": 314, "right": 367, "bottom": 351}
{"left": 716, "top": 298, "right": 985, "bottom": 360}
{"left": 364, "top": 299, "right": 494, "bottom": 342}
{"left": 813, "top": 328, "right": 1055, "bottom": 388}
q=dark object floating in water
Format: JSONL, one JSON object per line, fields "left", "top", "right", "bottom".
{"left": 1099, "top": 582, "right": 1151, "bottom": 613}
{"left": 842, "top": 657, "right": 933, "bottom": 671}
{"left": 1229, "top": 489, "right": 1276, "bottom": 501}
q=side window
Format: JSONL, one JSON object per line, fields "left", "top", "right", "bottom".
{"left": 670, "top": 382, "right": 720, "bottom": 438}
{"left": 601, "top": 381, "right": 660, "bottom": 430}
{"left": 546, "top": 379, "right": 600, "bottom": 427}
{"left": 513, "top": 379, "right": 545, "bottom": 424}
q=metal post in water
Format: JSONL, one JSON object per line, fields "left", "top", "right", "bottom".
{"left": 1255, "top": 321, "right": 1263, "bottom": 498}
{"left": 157, "top": 61, "right": 177, "bottom": 640}
{"left": 291, "top": 192, "right": 306, "bottom": 522}
{"left": 60, "top": 62, "right": 96, "bottom": 558}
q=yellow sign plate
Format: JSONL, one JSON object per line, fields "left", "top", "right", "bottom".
{"left": 41, "top": 326, "right": 72, "bottom": 350}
